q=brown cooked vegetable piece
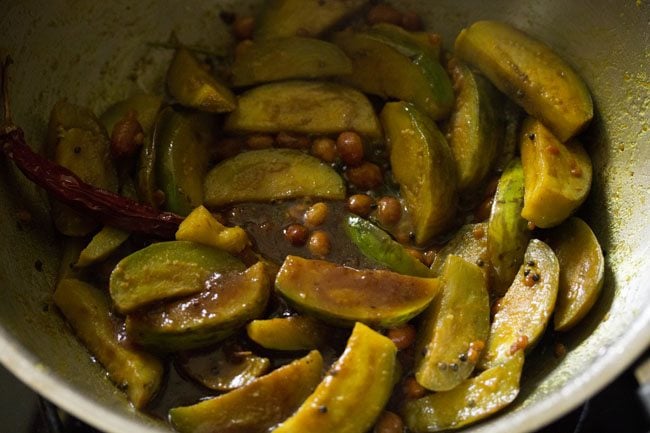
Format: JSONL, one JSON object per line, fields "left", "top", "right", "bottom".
{"left": 520, "top": 117, "right": 593, "bottom": 228}
{"left": 414, "top": 255, "right": 490, "bottom": 391}
{"left": 479, "top": 239, "right": 559, "bottom": 370}
{"left": 170, "top": 350, "right": 324, "bottom": 433}
{"left": 275, "top": 255, "right": 440, "bottom": 328}
{"left": 549, "top": 217, "right": 605, "bottom": 331}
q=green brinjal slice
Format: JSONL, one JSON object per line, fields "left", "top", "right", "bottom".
{"left": 223, "top": 80, "right": 382, "bottom": 139}
{"left": 454, "top": 20, "right": 593, "bottom": 142}
{"left": 275, "top": 256, "right": 440, "bottom": 328}
{"left": 126, "top": 262, "right": 270, "bottom": 351}
{"left": 520, "top": 117, "right": 592, "bottom": 228}
{"left": 109, "top": 240, "right": 244, "bottom": 313}
{"left": 549, "top": 217, "right": 604, "bottom": 331}
{"left": 170, "top": 350, "right": 323, "bottom": 433}
{"left": 414, "top": 255, "right": 490, "bottom": 391}
{"left": 403, "top": 351, "right": 523, "bottom": 432}
{"left": 176, "top": 341, "right": 270, "bottom": 391}
{"left": 479, "top": 239, "right": 559, "bottom": 370}
{"left": 246, "top": 316, "right": 331, "bottom": 351}
{"left": 204, "top": 148, "right": 345, "bottom": 207}
{"left": 333, "top": 30, "right": 454, "bottom": 121}
{"left": 166, "top": 47, "right": 237, "bottom": 113}
{"left": 272, "top": 322, "right": 396, "bottom": 433}
{"left": 154, "top": 106, "right": 216, "bottom": 216}
{"left": 75, "top": 225, "right": 130, "bottom": 268}
{"left": 430, "top": 222, "right": 488, "bottom": 282}
{"left": 231, "top": 37, "right": 352, "bottom": 87}
{"left": 487, "top": 158, "right": 530, "bottom": 297}
{"left": 46, "top": 100, "right": 118, "bottom": 236}
{"left": 343, "top": 214, "right": 432, "bottom": 278}
{"left": 445, "top": 58, "right": 504, "bottom": 192}
{"left": 381, "top": 101, "right": 458, "bottom": 245}
{"left": 254, "top": 0, "right": 369, "bottom": 39}
{"left": 365, "top": 23, "right": 442, "bottom": 60}
{"left": 54, "top": 278, "right": 163, "bottom": 409}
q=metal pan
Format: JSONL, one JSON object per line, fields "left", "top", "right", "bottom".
{"left": 0, "top": 0, "right": 648, "bottom": 432}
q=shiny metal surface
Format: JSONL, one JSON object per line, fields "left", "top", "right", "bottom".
{"left": 0, "top": 1, "right": 648, "bottom": 432}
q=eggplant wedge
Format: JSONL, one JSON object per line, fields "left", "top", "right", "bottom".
{"left": 255, "top": 0, "right": 369, "bottom": 39}
{"left": 381, "top": 101, "right": 458, "bottom": 245}
{"left": 224, "top": 80, "right": 382, "bottom": 138}
{"left": 487, "top": 158, "right": 530, "bottom": 296}
{"left": 203, "top": 148, "right": 345, "bottom": 206}
{"left": 272, "top": 322, "right": 396, "bottom": 433}
{"left": 520, "top": 117, "right": 592, "bottom": 228}
{"left": 153, "top": 107, "right": 215, "bottom": 216}
{"left": 404, "top": 352, "right": 523, "bottom": 432}
{"left": 455, "top": 20, "right": 593, "bottom": 142}
{"left": 334, "top": 30, "right": 454, "bottom": 121}
{"left": 231, "top": 36, "right": 352, "bottom": 87}
{"left": 549, "top": 217, "right": 605, "bottom": 331}
{"left": 126, "top": 262, "right": 270, "bottom": 351}
{"left": 445, "top": 58, "right": 504, "bottom": 192}
{"left": 170, "top": 350, "right": 323, "bottom": 433}
{"left": 479, "top": 239, "right": 559, "bottom": 370}
{"left": 275, "top": 256, "right": 440, "bottom": 328}
{"left": 166, "top": 47, "right": 236, "bottom": 113}
{"left": 54, "top": 279, "right": 163, "bottom": 409}
{"left": 414, "top": 255, "right": 490, "bottom": 392}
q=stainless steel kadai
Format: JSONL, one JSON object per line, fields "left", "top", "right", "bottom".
{"left": 0, "top": 1, "right": 648, "bottom": 432}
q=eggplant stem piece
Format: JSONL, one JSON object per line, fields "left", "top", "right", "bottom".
{"left": 0, "top": 57, "right": 183, "bottom": 238}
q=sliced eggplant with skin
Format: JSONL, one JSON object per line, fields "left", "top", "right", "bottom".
{"left": 170, "top": 350, "right": 323, "bottom": 433}
{"left": 414, "top": 255, "right": 490, "bottom": 392}
{"left": 454, "top": 20, "right": 593, "bottom": 142}
{"left": 47, "top": 101, "right": 119, "bottom": 236}
{"left": 126, "top": 262, "right": 270, "bottom": 351}
{"left": 176, "top": 341, "right": 270, "bottom": 391}
{"left": 246, "top": 316, "right": 330, "bottom": 351}
{"left": 166, "top": 47, "right": 236, "bottom": 113}
{"left": 275, "top": 255, "right": 440, "bottom": 328}
{"left": 54, "top": 278, "right": 163, "bottom": 409}
{"left": 520, "top": 117, "right": 593, "bottom": 228}
{"left": 204, "top": 148, "right": 345, "bottom": 207}
{"left": 445, "top": 58, "right": 504, "bottom": 192}
{"left": 366, "top": 23, "right": 442, "bottom": 60}
{"left": 487, "top": 158, "right": 530, "bottom": 297}
{"left": 404, "top": 351, "right": 524, "bottom": 432}
{"left": 494, "top": 99, "right": 523, "bottom": 172}
{"left": 254, "top": 0, "right": 369, "bottom": 39}
{"left": 231, "top": 37, "right": 352, "bottom": 87}
{"left": 75, "top": 225, "right": 130, "bottom": 268}
{"left": 343, "top": 214, "right": 432, "bottom": 278}
{"left": 479, "top": 239, "right": 559, "bottom": 370}
{"left": 430, "top": 222, "right": 488, "bottom": 281}
{"left": 46, "top": 99, "right": 106, "bottom": 158}
{"left": 333, "top": 30, "right": 454, "bottom": 121}
{"left": 381, "top": 101, "right": 458, "bottom": 245}
{"left": 154, "top": 107, "right": 215, "bottom": 216}
{"left": 224, "top": 80, "right": 382, "bottom": 138}
{"left": 109, "top": 240, "right": 245, "bottom": 313}
{"left": 549, "top": 217, "right": 605, "bottom": 331}
{"left": 272, "top": 322, "right": 396, "bottom": 433}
